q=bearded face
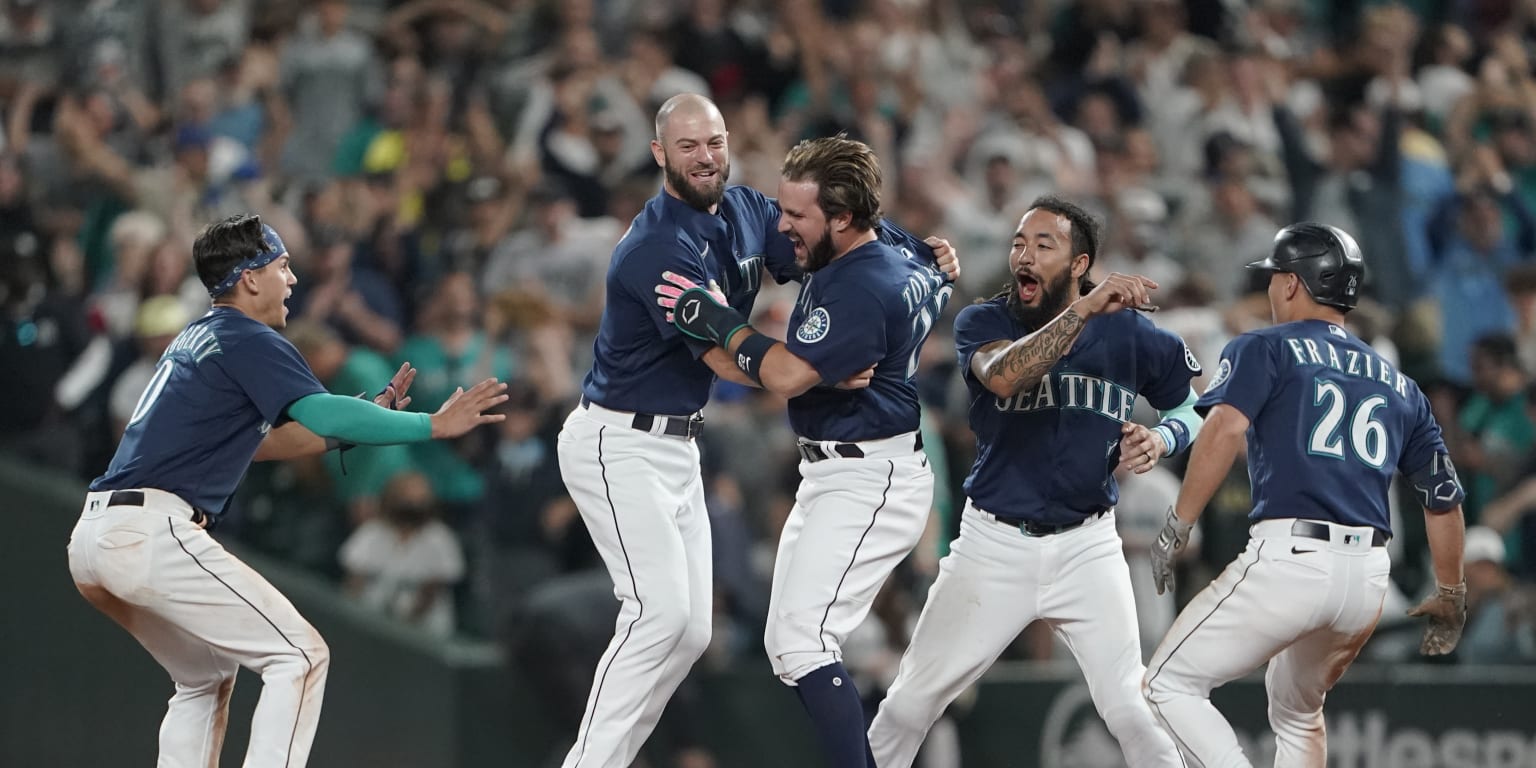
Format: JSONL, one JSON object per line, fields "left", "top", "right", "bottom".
{"left": 663, "top": 149, "right": 728, "bottom": 212}
{"left": 1005, "top": 262, "right": 1075, "bottom": 332}
{"left": 793, "top": 222, "right": 839, "bottom": 272}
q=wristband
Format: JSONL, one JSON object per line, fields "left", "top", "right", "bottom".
{"left": 734, "top": 333, "right": 778, "bottom": 386}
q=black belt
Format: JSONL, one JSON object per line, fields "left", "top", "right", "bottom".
{"left": 580, "top": 395, "right": 702, "bottom": 439}
{"left": 798, "top": 433, "right": 924, "bottom": 463}
{"left": 108, "top": 490, "right": 208, "bottom": 527}
{"left": 990, "top": 509, "right": 1107, "bottom": 537}
{"left": 1291, "top": 520, "right": 1388, "bottom": 547}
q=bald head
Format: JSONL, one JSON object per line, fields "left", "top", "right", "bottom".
{"left": 654, "top": 93, "right": 724, "bottom": 143}
{"left": 651, "top": 93, "right": 730, "bottom": 212}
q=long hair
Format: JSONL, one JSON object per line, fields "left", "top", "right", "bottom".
{"left": 780, "top": 133, "right": 883, "bottom": 231}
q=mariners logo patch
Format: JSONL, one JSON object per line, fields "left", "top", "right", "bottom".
{"left": 1183, "top": 343, "right": 1202, "bottom": 374}
{"left": 797, "top": 308, "right": 831, "bottom": 344}
{"left": 1205, "top": 358, "right": 1232, "bottom": 393}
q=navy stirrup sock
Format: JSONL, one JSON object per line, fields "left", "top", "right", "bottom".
{"left": 792, "top": 662, "right": 875, "bottom": 767}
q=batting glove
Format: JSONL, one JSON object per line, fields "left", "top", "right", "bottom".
{"left": 1150, "top": 506, "right": 1193, "bottom": 596}
{"left": 655, "top": 271, "right": 726, "bottom": 323}
{"left": 1407, "top": 582, "right": 1467, "bottom": 656}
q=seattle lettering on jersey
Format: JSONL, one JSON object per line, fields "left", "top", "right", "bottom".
{"left": 1283, "top": 330, "right": 1409, "bottom": 399}
{"left": 994, "top": 372, "right": 1137, "bottom": 423}
{"left": 163, "top": 323, "right": 223, "bottom": 363}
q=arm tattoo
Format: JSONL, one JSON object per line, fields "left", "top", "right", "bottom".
{"left": 984, "top": 308, "right": 1086, "bottom": 393}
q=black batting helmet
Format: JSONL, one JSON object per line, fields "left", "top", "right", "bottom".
{"left": 1246, "top": 223, "right": 1365, "bottom": 311}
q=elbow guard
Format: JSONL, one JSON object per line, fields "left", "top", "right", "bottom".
{"left": 1154, "top": 389, "right": 1204, "bottom": 457}
{"left": 1410, "top": 451, "right": 1466, "bottom": 512}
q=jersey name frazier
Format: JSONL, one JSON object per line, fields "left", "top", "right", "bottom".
{"left": 1282, "top": 335, "right": 1410, "bottom": 400}
{"left": 993, "top": 371, "right": 1136, "bottom": 422}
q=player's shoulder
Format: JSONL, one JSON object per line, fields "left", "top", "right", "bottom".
{"left": 723, "top": 184, "right": 773, "bottom": 210}
{"left": 955, "top": 296, "right": 1011, "bottom": 331}
{"left": 958, "top": 295, "right": 1009, "bottom": 319}
{"left": 204, "top": 308, "right": 277, "bottom": 345}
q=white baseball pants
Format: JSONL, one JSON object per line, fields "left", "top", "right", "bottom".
{"left": 869, "top": 501, "right": 1182, "bottom": 768}
{"left": 67, "top": 489, "right": 330, "bottom": 768}
{"left": 556, "top": 404, "right": 712, "bottom": 768}
{"left": 766, "top": 436, "right": 932, "bottom": 683}
{"left": 1144, "top": 518, "right": 1391, "bottom": 768}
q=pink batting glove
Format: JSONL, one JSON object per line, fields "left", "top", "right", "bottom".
{"left": 655, "top": 271, "right": 727, "bottom": 322}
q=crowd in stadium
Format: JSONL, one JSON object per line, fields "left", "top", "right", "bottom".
{"left": 4, "top": 2, "right": 1535, "bottom": 747}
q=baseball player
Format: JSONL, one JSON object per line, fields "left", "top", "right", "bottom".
{"left": 556, "top": 96, "right": 957, "bottom": 768}
{"left": 863, "top": 197, "right": 1196, "bottom": 768}
{"left": 665, "top": 134, "right": 956, "bottom": 768}
{"left": 1144, "top": 223, "right": 1468, "bottom": 767}
{"left": 68, "top": 214, "right": 508, "bottom": 768}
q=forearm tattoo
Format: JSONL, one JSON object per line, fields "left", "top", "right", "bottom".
{"left": 985, "top": 308, "right": 1086, "bottom": 390}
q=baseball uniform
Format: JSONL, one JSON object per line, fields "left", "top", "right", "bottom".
{"left": 765, "top": 230, "right": 953, "bottom": 683}
{"left": 868, "top": 303, "right": 1196, "bottom": 768}
{"left": 1144, "top": 319, "right": 1464, "bottom": 767}
{"left": 73, "top": 306, "right": 331, "bottom": 768}
{"left": 556, "top": 184, "right": 796, "bottom": 768}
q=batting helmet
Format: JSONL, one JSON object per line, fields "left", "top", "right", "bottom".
{"left": 1246, "top": 223, "right": 1365, "bottom": 311}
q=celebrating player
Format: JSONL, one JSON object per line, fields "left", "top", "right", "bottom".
{"left": 863, "top": 197, "right": 1194, "bottom": 767}
{"left": 556, "top": 97, "right": 956, "bottom": 768}
{"left": 665, "top": 134, "right": 955, "bottom": 768}
{"left": 1143, "top": 223, "right": 1468, "bottom": 766}
{"left": 68, "top": 214, "right": 508, "bottom": 767}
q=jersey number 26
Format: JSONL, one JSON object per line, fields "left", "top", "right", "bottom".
{"left": 1307, "top": 379, "right": 1388, "bottom": 468}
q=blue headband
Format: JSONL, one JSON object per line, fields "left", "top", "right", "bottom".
{"left": 208, "top": 224, "right": 287, "bottom": 298}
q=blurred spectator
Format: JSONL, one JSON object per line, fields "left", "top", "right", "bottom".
{"left": 1179, "top": 172, "right": 1280, "bottom": 303}
{"left": 480, "top": 179, "right": 619, "bottom": 334}
{"left": 341, "top": 470, "right": 466, "bottom": 637}
{"left": 396, "top": 272, "right": 514, "bottom": 518}
{"left": 279, "top": 0, "right": 382, "bottom": 184}
{"left": 107, "top": 294, "right": 188, "bottom": 438}
{"left": 1449, "top": 334, "right": 1534, "bottom": 522}
{"left": 472, "top": 382, "right": 584, "bottom": 633}
{"left": 439, "top": 173, "right": 520, "bottom": 276}
{"left": 152, "top": 0, "right": 250, "bottom": 108}
{"left": 1277, "top": 93, "right": 1412, "bottom": 307}
{"left": 283, "top": 319, "right": 412, "bottom": 525}
{"left": 288, "top": 223, "right": 404, "bottom": 356}
{"left": 1425, "top": 171, "right": 1535, "bottom": 384}
{"left": 0, "top": 0, "right": 62, "bottom": 94}
{"left": 0, "top": 232, "right": 90, "bottom": 470}
{"left": 1416, "top": 23, "right": 1475, "bottom": 131}
{"left": 1456, "top": 526, "right": 1536, "bottom": 663}
{"left": 1508, "top": 264, "right": 1536, "bottom": 374}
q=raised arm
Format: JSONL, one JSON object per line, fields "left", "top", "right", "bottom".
{"left": 970, "top": 272, "right": 1156, "bottom": 399}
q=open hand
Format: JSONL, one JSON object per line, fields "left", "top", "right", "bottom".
{"left": 656, "top": 271, "right": 726, "bottom": 323}
{"left": 375, "top": 362, "right": 417, "bottom": 410}
{"left": 430, "top": 378, "right": 508, "bottom": 438}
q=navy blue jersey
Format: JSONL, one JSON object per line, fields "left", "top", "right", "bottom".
{"left": 1198, "top": 319, "right": 1451, "bottom": 535}
{"left": 92, "top": 307, "right": 327, "bottom": 515}
{"left": 582, "top": 186, "right": 796, "bottom": 415}
{"left": 784, "top": 225, "right": 953, "bottom": 441}
{"left": 955, "top": 302, "right": 1200, "bottom": 524}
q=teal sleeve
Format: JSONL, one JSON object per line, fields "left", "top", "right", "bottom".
{"left": 1153, "top": 388, "right": 1204, "bottom": 457}
{"left": 287, "top": 393, "right": 433, "bottom": 445}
